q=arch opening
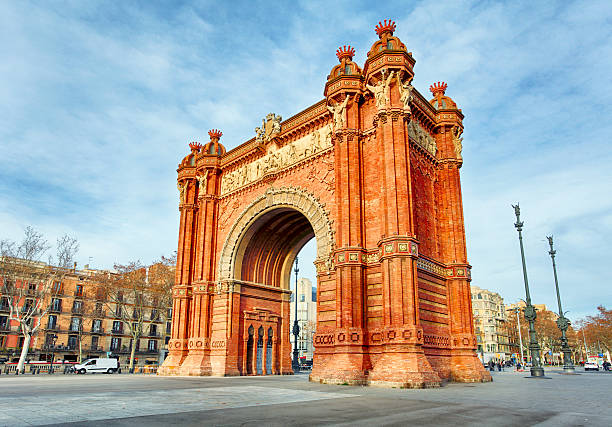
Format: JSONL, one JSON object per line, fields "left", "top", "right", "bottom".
{"left": 234, "top": 207, "right": 315, "bottom": 290}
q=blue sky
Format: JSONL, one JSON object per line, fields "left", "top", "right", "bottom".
{"left": 1, "top": 1, "right": 611, "bottom": 321}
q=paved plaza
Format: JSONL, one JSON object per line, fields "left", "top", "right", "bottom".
{"left": 0, "top": 369, "right": 610, "bottom": 426}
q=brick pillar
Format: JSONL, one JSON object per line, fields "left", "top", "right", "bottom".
{"left": 159, "top": 179, "right": 196, "bottom": 375}
{"left": 435, "top": 122, "right": 491, "bottom": 383}
{"left": 180, "top": 167, "right": 219, "bottom": 376}
{"left": 367, "top": 109, "right": 441, "bottom": 388}
{"left": 310, "top": 93, "right": 369, "bottom": 385}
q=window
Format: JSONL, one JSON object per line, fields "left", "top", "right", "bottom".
{"left": 52, "top": 281, "right": 62, "bottom": 294}
{"left": 75, "top": 285, "right": 83, "bottom": 297}
{"left": 0, "top": 315, "right": 8, "bottom": 329}
{"left": 478, "top": 294, "right": 482, "bottom": 299}
{"left": 92, "top": 319, "right": 102, "bottom": 333}
{"left": 387, "top": 41, "right": 393, "bottom": 49}
{"left": 344, "top": 64, "right": 351, "bottom": 75}
{"left": 86, "top": 360, "right": 96, "bottom": 366}
{"left": 51, "top": 298, "right": 62, "bottom": 312}
{"left": 110, "top": 337, "right": 121, "bottom": 351}
{"left": 68, "top": 335, "right": 78, "bottom": 349}
{"left": 300, "top": 294, "right": 305, "bottom": 302}
{"left": 166, "top": 322, "right": 171, "bottom": 335}
{"left": 91, "top": 336, "right": 99, "bottom": 349}
{"left": 112, "top": 321, "right": 122, "bottom": 333}
{"left": 47, "top": 315, "right": 57, "bottom": 329}
{"left": 148, "top": 340, "right": 157, "bottom": 351}
{"left": 0, "top": 297, "right": 9, "bottom": 310}
{"left": 73, "top": 300, "right": 83, "bottom": 313}
{"left": 70, "top": 317, "right": 81, "bottom": 332}
{"left": 150, "top": 324, "right": 157, "bottom": 337}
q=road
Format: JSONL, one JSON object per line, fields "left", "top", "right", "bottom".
{"left": 0, "top": 368, "right": 610, "bottom": 426}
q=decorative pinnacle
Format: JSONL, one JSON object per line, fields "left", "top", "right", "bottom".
{"left": 429, "top": 81, "right": 448, "bottom": 97}
{"left": 336, "top": 45, "right": 355, "bottom": 61}
{"left": 375, "top": 19, "right": 396, "bottom": 38}
{"left": 189, "top": 141, "right": 202, "bottom": 152}
{"left": 208, "top": 129, "right": 222, "bottom": 141}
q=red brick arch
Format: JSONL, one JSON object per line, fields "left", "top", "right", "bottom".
{"left": 159, "top": 21, "right": 491, "bottom": 387}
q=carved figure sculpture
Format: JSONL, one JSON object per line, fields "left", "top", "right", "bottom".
{"left": 453, "top": 126, "right": 463, "bottom": 160}
{"left": 255, "top": 127, "right": 264, "bottom": 143}
{"left": 197, "top": 171, "right": 209, "bottom": 198}
{"left": 177, "top": 182, "right": 186, "bottom": 203}
{"left": 366, "top": 69, "right": 395, "bottom": 109}
{"left": 327, "top": 94, "right": 352, "bottom": 130}
{"left": 397, "top": 73, "right": 413, "bottom": 112}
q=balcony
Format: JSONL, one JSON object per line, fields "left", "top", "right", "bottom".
{"left": 71, "top": 306, "right": 84, "bottom": 315}
{"left": 86, "top": 345, "right": 104, "bottom": 352}
{"left": 147, "top": 331, "right": 160, "bottom": 338}
{"left": 0, "top": 323, "right": 12, "bottom": 332}
{"left": 45, "top": 323, "right": 59, "bottom": 331}
{"left": 49, "top": 304, "right": 62, "bottom": 313}
{"left": 93, "top": 309, "right": 106, "bottom": 318}
{"left": 73, "top": 290, "right": 84, "bottom": 298}
{"left": 90, "top": 328, "right": 105, "bottom": 335}
{"left": 0, "top": 304, "right": 9, "bottom": 313}
{"left": 111, "top": 328, "right": 124, "bottom": 335}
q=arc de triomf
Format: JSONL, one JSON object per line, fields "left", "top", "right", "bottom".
{"left": 159, "top": 20, "right": 491, "bottom": 387}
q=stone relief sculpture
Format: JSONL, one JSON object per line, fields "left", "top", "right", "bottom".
{"left": 220, "top": 127, "right": 333, "bottom": 194}
{"left": 453, "top": 126, "right": 463, "bottom": 160}
{"left": 366, "top": 69, "right": 395, "bottom": 109}
{"left": 327, "top": 94, "right": 352, "bottom": 130}
{"left": 397, "top": 73, "right": 413, "bottom": 113}
{"left": 255, "top": 113, "right": 283, "bottom": 144}
{"left": 407, "top": 120, "right": 437, "bottom": 157}
{"left": 177, "top": 182, "right": 186, "bottom": 204}
{"left": 196, "top": 171, "right": 209, "bottom": 198}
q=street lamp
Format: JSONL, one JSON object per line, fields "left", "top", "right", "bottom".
{"left": 49, "top": 334, "right": 58, "bottom": 374}
{"left": 547, "top": 236, "right": 575, "bottom": 373}
{"left": 512, "top": 204, "right": 545, "bottom": 377}
{"left": 292, "top": 257, "right": 300, "bottom": 373}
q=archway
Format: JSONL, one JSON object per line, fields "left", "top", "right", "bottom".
{"left": 216, "top": 188, "right": 332, "bottom": 376}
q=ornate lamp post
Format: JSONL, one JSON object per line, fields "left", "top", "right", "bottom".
{"left": 546, "top": 236, "right": 575, "bottom": 373}
{"left": 512, "top": 204, "right": 545, "bottom": 377}
{"left": 292, "top": 257, "right": 301, "bottom": 373}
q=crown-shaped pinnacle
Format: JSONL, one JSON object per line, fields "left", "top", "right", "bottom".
{"left": 375, "top": 19, "right": 396, "bottom": 38}
{"left": 429, "top": 81, "right": 448, "bottom": 97}
{"left": 336, "top": 45, "right": 356, "bottom": 61}
{"left": 189, "top": 141, "right": 202, "bottom": 152}
{"left": 208, "top": 129, "right": 223, "bottom": 141}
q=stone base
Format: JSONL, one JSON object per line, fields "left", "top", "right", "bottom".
{"left": 310, "top": 350, "right": 368, "bottom": 385}
{"left": 449, "top": 350, "right": 492, "bottom": 383}
{"left": 367, "top": 347, "right": 442, "bottom": 388}
{"left": 178, "top": 352, "right": 212, "bottom": 376}
{"left": 157, "top": 351, "right": 187, "bottom": 376}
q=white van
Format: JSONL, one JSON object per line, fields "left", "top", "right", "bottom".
{"left": 73, "top": 358, "right": 119, "bottom": 374}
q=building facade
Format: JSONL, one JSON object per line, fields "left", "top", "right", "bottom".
{"left": 0, "top": 264, "right": 171, "bottom": 367}
{"left": 289, "top": 278, "right": 317, "bottom": 362}
{"left": 160, "top": 20, "right": 490, "bottom": 387}
{"left": 471, "top": 285, "right": 512, "bottom": 363}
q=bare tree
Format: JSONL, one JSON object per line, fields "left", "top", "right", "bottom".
{"left": 0, "top": 227, "right": 79, "bottom": 372}
{"left": 96, "top": 260, "right": 171, "bottom": 371}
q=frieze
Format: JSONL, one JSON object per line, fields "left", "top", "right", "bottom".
{"left": 220, "top": 126, "right": 333, "bottom": 195}
{"left": 407, "top": 120, "right": 437, "bottom": 157}
{"left": 416, "top": 257, "right": 446, "bottom": 277}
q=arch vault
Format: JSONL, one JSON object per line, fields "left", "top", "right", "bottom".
{"left": 159, "top": 21, "right": 491, "bottom": 387}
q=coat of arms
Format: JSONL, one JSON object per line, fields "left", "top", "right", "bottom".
{"left": 255, "top": 113, "right": 282, "bottom": 143}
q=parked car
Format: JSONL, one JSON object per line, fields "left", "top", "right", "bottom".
{"left": 73, "top": 358, "right": 119, "bottom": 374}
{"left": 584, "top": 361, "right": 599, "bottom": 371}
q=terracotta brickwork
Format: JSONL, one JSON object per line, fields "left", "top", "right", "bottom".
{"left": 159, "top": 21, "right": 491, "bottom": 387}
